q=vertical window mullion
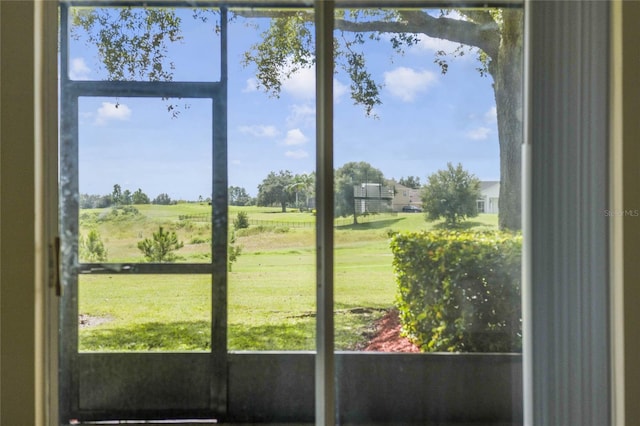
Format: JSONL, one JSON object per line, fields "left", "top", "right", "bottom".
{"left": 314, "top": 1, "right": 335, "bottom": 425}
{"left": 211, "top": 6, "right": 229, "bottom": 416}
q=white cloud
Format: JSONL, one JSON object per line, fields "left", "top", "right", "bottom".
{"left": 283, "top": 128, "right": 308, "bottom": 146}
{"left": 95, "top": 102, "right": 132, "bottom": 125}
{"left": 334, "top": 79, "right": 348, "bottom": 102}
{"left": 242, "top": 78, "right": 259, "bottom": 93}
{"left": 287, "top": 104, "right": 315, "bottom": 128}
{"left": 484, "top": 106, "right": 497, "bottom": 123}
{"left": 415, "top": 37, "right": 463, "bottom": 54}
{"left": 238, "top": 124, "right": 279, "bottom": 138}
{"left": 283, "top": 66, "right": 315, "bottom": 100}
{"left": 466, "top": 126, "right": 491, "bottom": 140}
{"left": 412, "top": 30, "right": 477, "bottom": 61}
{"left": 70, "top": 57, "right": 91, "bottom": 80}
{"left": 281, "top": 62, "right": 347, "bottom": 102}
{"left": 285, "top": 149, "right": 309, "bottom": 159}
{"left": 383, "top": 67, "right": 438, "bottom": 102}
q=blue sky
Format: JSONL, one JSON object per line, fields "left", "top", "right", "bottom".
{"left": 70, "top": 9, "right": 499, "bottom": 200}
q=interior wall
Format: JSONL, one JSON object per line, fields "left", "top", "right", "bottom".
{"left": 621, "top": 1, "right": 640, "bottom": 423}
{"left": 0, "top": 1, "right": 37, "bottom": 425}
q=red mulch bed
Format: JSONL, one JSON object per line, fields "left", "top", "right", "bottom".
{"left": 363, "top": 309, "right": 420, "bottom": 352}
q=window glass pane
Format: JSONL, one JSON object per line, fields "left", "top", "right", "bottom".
{"left": 226, "top": 9, "right": 317, "bottom": 351}
{"left": 68, "top": 7, "right": 221, "bottom": 82}
{"left": 60, "top": 2, "right": 524, "bottom": 423}
{"left": 331, "top": 5, "right": 522, "bottom": 351}
{"left": 332, "top": 5, "right": 522, "bottom": 422}
{"left": 79, "top": 274, "right": 212, "bottom": 352}
{"left": 78, "top": 97, "right": 213, "bottom": 264}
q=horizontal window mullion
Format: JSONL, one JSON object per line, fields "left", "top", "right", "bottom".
{"left": 78, "top": 262, "right": 215, "bottom": 274}
{"left": 64, "top": 80, "right": 219, "bottom": 99}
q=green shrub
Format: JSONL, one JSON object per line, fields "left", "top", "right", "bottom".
{"left": 228, "top": 228, "right": 242, "bottom": 272}
{"left": 79, "top": 229, "right": 108, "bottom": 262}
{"left": 390, "top": 230, "right": 521, "bottom": 353}
{"left": 236, "top": 225, "right": 273, "bottom": 237}
{"left": 233, "top": 211, "right": 250, "bottom": 229}
{"left": 120, "top": 205, "right": 140, "bottom": 215}
{"left": 97, "top": 205, "right": 140, "bottom": 222}
{"left": 137, "top": 226, "right": 184, "bottom": 262}
{"left": 189, "top": 236, "right": 210, "bottom": 244}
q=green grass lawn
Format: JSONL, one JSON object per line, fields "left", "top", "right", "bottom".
{"left": 78, "top": 204, "right": 498, "bottom": 352}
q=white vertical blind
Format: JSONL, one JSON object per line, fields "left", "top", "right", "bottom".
{"left": 528, "top": 1, "right": 610, "bottom": 424}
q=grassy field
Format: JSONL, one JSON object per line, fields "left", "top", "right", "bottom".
{"left": 78, "top": 203, "right": 498, "bottom": 352}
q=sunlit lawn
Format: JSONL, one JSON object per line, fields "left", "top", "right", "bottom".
{"left": 78, "top": 204, "right": 498, "bottom": 352}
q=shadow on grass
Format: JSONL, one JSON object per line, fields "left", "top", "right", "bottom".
{"left": 80, "top": 321, "right": 211, "bottom": 352}
{"left": 335, "top": 217, "right": 404, "bottom": 231}
{"left": 79, "top": 310, "right": 387, "bottom": 352}
{"left": 229, "top": 322, "right": 316, "bottom": 351}
{"left": 431, "top": 220, "right": 492, "bottom": 230}
{"left": 79, "top": 320, "right": 315, "bottom": 352}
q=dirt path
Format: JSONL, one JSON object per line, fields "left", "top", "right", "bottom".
{"left": 363, "top": 309, "right": 420, "bottom": 352}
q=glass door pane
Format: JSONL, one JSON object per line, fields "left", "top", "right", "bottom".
{"left": 226, "top": 8, "right": 317, "bottom": 352}
{"left": 59, "top": 3, "right": 227, "bottom": 422}
{"left": 331, "top": 5, "right": 523, "bottom": 423}
{"left": 76, "top": 97, "right": 214, "bottom": 352}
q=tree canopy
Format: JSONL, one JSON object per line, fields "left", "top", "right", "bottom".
{"left": 152, "top": 193, "right": 174, "bottom": 205}
{"left": 242, "top": 7, "right": 522, "bottom": 229}
{"left": 398, "top": 176, "right": 422, "bottom": 189}
{"left": 132, "top": 188, "right": 151, "bottom": 204}
{"left": 228, "top": 186, "right": 253, "bottom": 206}
{"left": 286, "top": 173, "right": 315, "bottom": 210}
{"left": 335, "top": 161, "right": 385, "bottom": 224}
{"left": 257, "top": 170, "right": 295, "bottom": 212}
{"left": 421, "top": 162, "right": 480, "bottom": 227}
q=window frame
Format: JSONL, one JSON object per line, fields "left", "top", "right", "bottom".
{"left": 57, "top": 1, "right": 523, "bottom": 424}
{"left": 43, "top": 0, "right": 614, "bottom": 425}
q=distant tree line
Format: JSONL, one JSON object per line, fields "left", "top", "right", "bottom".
{"left": 80, "top": 184, "right": 175, "bottom": 208}
{"left": 228, "top": 186, "right": 255, "bottom": 206}
{"left": 254, "top": 162, "right": 481, "bottom": 228}
{"left": 257, "top": 171, "right": 315, "bottom": 213}
{"left": 398, "top": 176, "right": 421, "bottom": 189}
{"left": 253, "top": 164, "right": 415, "bottom": 222}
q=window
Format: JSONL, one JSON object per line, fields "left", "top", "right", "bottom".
{"left": 58, "top": 1, "right": 525, "bottom": 423}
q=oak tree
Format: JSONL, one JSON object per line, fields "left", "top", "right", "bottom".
{"left": 257, "top": 170, "right": 295, "bottom": 212}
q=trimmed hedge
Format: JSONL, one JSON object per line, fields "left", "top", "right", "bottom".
{"left": 391, "top": 230, "right": 522, "bottom": 353}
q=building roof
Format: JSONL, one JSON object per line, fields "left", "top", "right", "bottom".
{"left": 479, "top": 181, "right": 500, "bottom": 192}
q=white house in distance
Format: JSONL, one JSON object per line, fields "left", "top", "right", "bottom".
{"left": 478, "top": 181, "right": 500, "bottom": 214}
{"left": 387, "top": 179, "right": 500, "bottom": 214}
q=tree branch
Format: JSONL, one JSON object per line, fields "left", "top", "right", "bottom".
{"left": 457, "top": 10, "right": 496, "bottom": 27}
{"left": 233, "top": 9, "right": 500, "bottom": 60}
{"left": 386, "top": 10, "right": 498, "bottom": 58}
